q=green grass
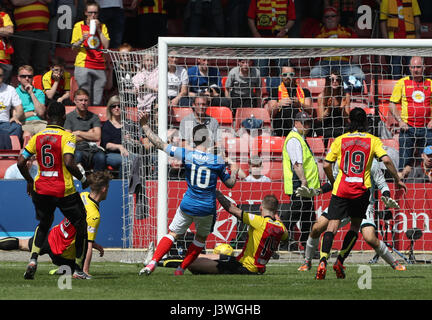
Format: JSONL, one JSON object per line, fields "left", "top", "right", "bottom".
{"left": 0, "top": 261, "right": 431, "bottom": 300}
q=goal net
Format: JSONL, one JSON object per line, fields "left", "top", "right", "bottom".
{"left": 109, "top": 37, "right": 432, "bottom": 265}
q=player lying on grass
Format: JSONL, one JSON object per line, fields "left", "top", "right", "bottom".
{"left": 183, "top": 191, "right": 288, "bottom": 275}
{"left": 0, "top": 171, "right": 112, "bottom": 279}
{"left": 138, "top": 109, "right": 239, "bottom": 276}
{"left": 297, "top": 158, "right": 405, "bottom": 276}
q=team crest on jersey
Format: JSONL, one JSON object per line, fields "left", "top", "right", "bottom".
{"left": 87, "top": 35, "right": 100, "bottom": 49}
{"left": 412, "top": 90, "right": 425, "bottom": 103}
{"left": 67, "top": 141, "right": 76, "bottom": 148}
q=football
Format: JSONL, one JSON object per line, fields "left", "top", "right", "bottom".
{"left": 213, "top": 243, "right": 234, "bottom": 256}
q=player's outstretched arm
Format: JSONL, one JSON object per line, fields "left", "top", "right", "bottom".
{"left": 216, "top": 190, "right": 242, "bottom": 219}
{"left": 139, "top": 111, "right": 168, "bottom": 151}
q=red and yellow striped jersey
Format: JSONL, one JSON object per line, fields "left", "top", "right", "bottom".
{"left": 236, "top": 212, "right": 288, "bottom": 273}
{"left": 325, "top": 131, "right": 387, "bottom": 199}
{"left": 71, "top": 21, "right": 109, "bottom": 70}
{"left": 48, "top": 192, "right": 101, "bottom": 260}
{"left": 24, "top": 125, "right": 77, "bottom": 197}
{"left": 13, "top": 1, "right": 49, "bottom": 32}
{"left": 0, "top": 12, "right": 14, "bottom": 64}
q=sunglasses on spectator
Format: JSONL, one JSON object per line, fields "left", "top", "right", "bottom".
{"left": 324, "top": 14, "right": 337, "bottom": 18}
{"left": 110, "top": 104, "right": 121, "bottom": 109}
{"left": 281, "top": 72, "right": 295, "bottom": 78}
{"left": 19, "top": 74, "right": 33, "bottom": 79}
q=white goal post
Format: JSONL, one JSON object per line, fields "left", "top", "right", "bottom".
{"left": 110, "top": 37, "right": 432, "bottom": 264}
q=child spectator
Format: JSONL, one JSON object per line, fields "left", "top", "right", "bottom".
{"left": 42, "top": 57, "right": 72, "bottom": 106}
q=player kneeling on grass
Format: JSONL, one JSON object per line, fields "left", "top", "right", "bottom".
{"left": 297, "top": 159, "right": 405, "bottom": 277}
{"left": 138, "top": 110, "right": 239, "bottom": 276}
{"left": 0, "top": 171, "right": 112, "bottom": 279}
{"left": 184, "top": 191, "right": 288, "bottom": 275}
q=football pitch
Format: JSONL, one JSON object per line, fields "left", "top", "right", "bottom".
{"left": 1, "top": 260, "right": 431, "bottom": 301}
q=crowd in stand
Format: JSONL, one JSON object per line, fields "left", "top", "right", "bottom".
{"left": 0, "top": 0, "right": 432, "bottom": 182}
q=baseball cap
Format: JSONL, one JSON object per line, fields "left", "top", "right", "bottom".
{"left": 295, "top": 111, "right": 312, "bottom": 122}
{"left": 424, "top": 146, "right": 432, "bottom": 155}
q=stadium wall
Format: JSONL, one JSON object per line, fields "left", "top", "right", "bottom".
{"left": 0, "top": 180, "right": 124, "bottom": 247}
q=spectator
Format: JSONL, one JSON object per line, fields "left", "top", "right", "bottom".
{"left": 421, "top": 145, "right": 432, "bottom": 182}
{"left": 282, "top": 111, "right": 320, "bottom": 251}
{"left": 96, "top": 0, "right": 125, "bottom": 49}
{"left": 224, "top": 58, "right": 261, "bottom": 112}
{"left": 130, "top": 0, "right": 167, "bottom": 49}
{"left": 101, "top": 95, "right": 128, "bottom": 178}
{"left": 184, "top": 0, "right": 224, "bottom": 37}
{"left": 243, "top": 155, "right": 272, "bottom": 182}
{"left": 4, "top": 155, "right": 38, "bottom": 179}
{"left": 42, "top": 57, "right": 73, "bottom": 106}
{"left": 132, "top": 53, "right": 158, "bottom": 112}
{"left": 201, "top": 85, "right": 230, "bottom": 108}
{"left": 64, "top": 88, "right": 106, "bottom": 172}
{"left": 309, "top": 6, "right": 365, "bottom": 88}
{"left": 48, "top": 0, "right": 76, "bottom": 58}
{"left": 11, "top": 0, "right": 50, "bottom": 76}
{"left": 0, "top": 65, "right": 24, "bottom": 140}
{"left": 315, "top": 70, "right": 350, "bottom": 148}
{"left": 380, "top": 0, "right": 421, "bottom": 79}
{"left": 187, "top": 57, "right": 222, "bottom": 97}
{"left": 71, "top": 1, "right": 110, "bottom": 106}
{"left": 247, "top": 0, "right": 296, "bottom": 77}
{"left": 167, "top": 51, "right": 189, "bottom": 107}
{"left": 266, "top": 65, "right": 312, "bottom": 137}
{"left": 179, "top": 95, "right": 220, "bottom": 150}
{"left": 0, "top": 8, "right": 14, "bottom": 84}
{"left": 16, "top": 65, "right": 46, "bottom": 141}
{"left": 389, "top": 56, "right": 432, "bottom": 180}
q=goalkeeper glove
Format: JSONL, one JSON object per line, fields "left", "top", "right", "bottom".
{"left": 295, "top": 186, "right": 321, "bottom": 198}
{"left": 381, "top": 196, "right": 400, "bottom": 209}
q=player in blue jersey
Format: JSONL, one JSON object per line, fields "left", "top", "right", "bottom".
{"left": 138, "top": 110, "right": 239, "bottom": 276}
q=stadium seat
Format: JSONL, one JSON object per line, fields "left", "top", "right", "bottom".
{"left": 377, "top": 79, "right": 398, "bottom": 104}
{"left": 66, "top": 105, "right": 108, "bottom": 123}
{"left": 206, "top": 106, "right": 233, "bottom": 126}
{"left": 88, "top": 106, "right": 108, "bottom": 123}
{"left": 170, "top": 107, "right": 193, "bottom": 127}
{"left": 234, "top": 107, "right": 271, "bottom": 131}
{"left": 250, "top": 135, "right": 285, "bottom": 159}
{"left": 298, "top": 78, "right": 326, "bottom": 98}
{"left": 306, "top": 137, "right": 326, "bottom": 159}
{"left": 32, "top": 75, "right": 43, "bottom": 90}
